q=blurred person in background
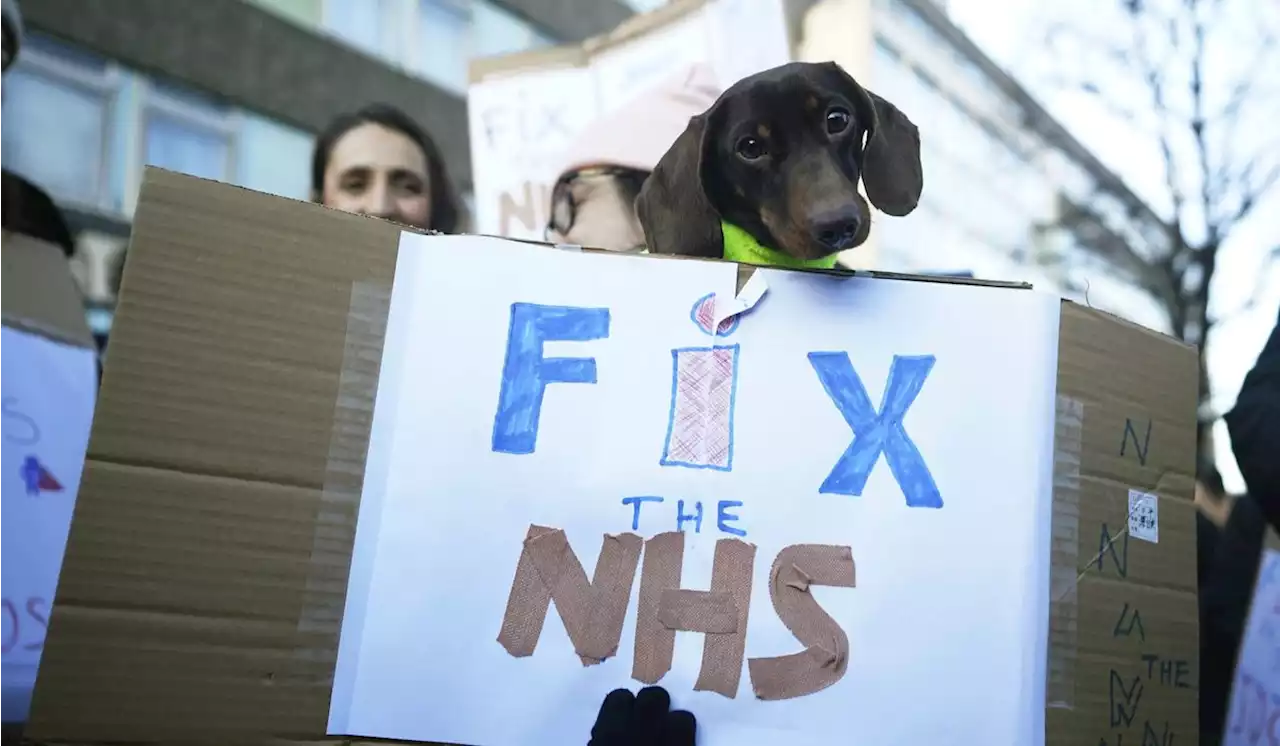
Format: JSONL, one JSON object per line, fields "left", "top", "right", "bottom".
{"left": 2, "top": 172, "right": 74, "bottom": 259}
{"left": 1196, "top": 316, "right": 1280, "bottom": 746}
{"left": 1199, "top": 488, "right": 1268, "bottom": 745}
{"left": 1226, "top": 310, "right": 1280, "bottom": 533}
{"left": 311, "top": 103, "right": 465, "bottom": 233}
{"left": 546, "top": 64, "right": 722, "bottom": 252}
{"left": 1195, "top": 459, "right": 1233, "bottom": 531}
{"left": 2, "top": 0, "right": 20, "bottom": 72}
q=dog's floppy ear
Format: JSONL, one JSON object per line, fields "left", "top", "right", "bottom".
{"left": 635, "top": 112, "right": 724, "bottom": 258}
{"left": 827, "top": 63, "right": 922, "bottom": 217}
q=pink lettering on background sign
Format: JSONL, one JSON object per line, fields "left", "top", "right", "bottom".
{"left": 1, "top": 596, "right": 50, "bottom": 655}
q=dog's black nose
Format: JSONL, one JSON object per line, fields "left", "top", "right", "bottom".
{"left": 811, "top": 211, "right": 863, "bottom": 252}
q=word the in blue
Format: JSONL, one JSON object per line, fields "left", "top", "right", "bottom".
{"left": 621, "top": 496, "right": 746, "bottom": 537}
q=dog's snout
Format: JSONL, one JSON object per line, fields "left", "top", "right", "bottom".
{"left": 810, "top": 210, "right": 863, "bottom": 252}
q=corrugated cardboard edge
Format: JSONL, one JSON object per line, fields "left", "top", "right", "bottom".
{"left": 1046, "top": 301, "right": 1200, "bottom": 745}
{"left": 2, "top": 230, "right": 95, "bottom": 349}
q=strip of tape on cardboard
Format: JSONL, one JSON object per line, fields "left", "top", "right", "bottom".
{"left": 1047, "top": 395, "right": 1084, "bottom": 709}
{"left": 294, "top": 280, "right": 392, "bottom": 682}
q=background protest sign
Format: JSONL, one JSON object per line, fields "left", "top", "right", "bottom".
{"left": 2, "top": 327, "right": 97, "bottom": 722}
{"left": 329, "top": 235, "right": 1062, "bottom": 746}
{"left": 467, "top": 0, "right": 791, "bottom": 240}
{"left": 1223, "top": 548, "right": 1280, "bottom": 745}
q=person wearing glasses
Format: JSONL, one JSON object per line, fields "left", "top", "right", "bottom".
{"left": 546, "top": 64, "right": 721, "bottom": 252}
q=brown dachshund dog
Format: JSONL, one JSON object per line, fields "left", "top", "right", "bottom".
{"left": 635, "top": 61, "right": 922, "bottom": 265}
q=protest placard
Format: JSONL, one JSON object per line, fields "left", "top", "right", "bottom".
{"left": 1223, "top": 548, "right": 1280, "bottom": 746}
{"left": 329, "top": 234, "right": 1063, "bottom": 745}
{"left": 22, "top": 171, "right": 1200, "bottom": 746}
{"left": 467, "top": 0, "right": 791, "bottom": 240}
{"left": 2, "top": 233, "right": 98, "bottom": 723}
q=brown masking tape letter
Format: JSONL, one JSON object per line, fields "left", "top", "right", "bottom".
{"left": 496, "top": 525, "right": 643, "bottom": 665}
{"left": 658, "top": 589, "right": 738, "bottom": 633}
{"left": 694, "top": 537, "right": 756, "bottom": 698}
{"left": 748, "top": 544, "right": 855, "bottom": 701}
{"left": 633, "top": 533, "right": 757, "bottom": 698}
{"left": 633, "top": 531, "right": 684, "bottom": 684}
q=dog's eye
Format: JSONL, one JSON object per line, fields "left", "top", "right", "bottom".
{"left": 826, "top": 107, "right": 852, "bottom": 135}
{"left": 735, "top": 136, "right": 767, "bottom": 161}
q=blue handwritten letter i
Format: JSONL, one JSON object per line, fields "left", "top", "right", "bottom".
{"left": 491, "top": 302, "right": 610, "bottom": 454}
{"left": 808, "top": 352, "right": 942, "bottom": 508}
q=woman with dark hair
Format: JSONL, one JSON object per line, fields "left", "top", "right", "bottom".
{"left": 311, "top": 103, "right": 465, "bottom": 233}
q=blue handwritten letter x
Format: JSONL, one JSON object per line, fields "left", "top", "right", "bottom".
{"left": 808, "top": 352, "right": 942, "bottom": 508}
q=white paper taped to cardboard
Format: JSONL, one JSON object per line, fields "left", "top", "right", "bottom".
{"left": 712, "top": 270, "right": 769, "bottom": 332}
{"left": 1127, "top": 489, "right": 1159, "bottom": 544}
{"left": 330, "top": 234, "right": 1064, "bottom": 746}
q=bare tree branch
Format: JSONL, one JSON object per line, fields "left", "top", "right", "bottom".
{"left": 1212, "top": 29, "right": 1275, "bottom": 124}
{"left": 1055, "top": 195, "right": 1180, "bottom": 309}
{"left": 1219, "top": 162, "right": 1280, "bottom": 231}
{"left": 1129, "top": 7, "right": 1190, "bottom": 235}
{"left": 1037, "top": 0, "right": 1276, "bottom": 461}
{"left": 1190, "top": 10, "right": 1215, "bottom": 247}
{"left": 1210, "top": 248, "right": 1280, "bottom": 324}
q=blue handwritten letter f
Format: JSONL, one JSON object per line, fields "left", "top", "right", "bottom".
{"left": 492, "top": 303, "right": 610, "bottom": 454}
{"left": 809, "top": 352, "right": 942, "bottom": 508}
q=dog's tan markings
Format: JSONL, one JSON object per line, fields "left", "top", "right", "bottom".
{"left": 757, "top": 124, "right": 771, "bottom": 138}
{"left": 761, "top": 209, "right": 807, "bottom": 259}
{"left": 805, "top": 95, "right": 818, "bottom": 111}
{"left": 734, "top": 184, "right": 746, "bottom": 197}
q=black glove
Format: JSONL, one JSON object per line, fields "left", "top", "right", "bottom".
{"left": 588, "top": 685, "right": 697, "bottom": 746}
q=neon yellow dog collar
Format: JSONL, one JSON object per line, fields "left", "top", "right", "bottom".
{"left": 720, "top": 221, "right": 839, "bottom": 270}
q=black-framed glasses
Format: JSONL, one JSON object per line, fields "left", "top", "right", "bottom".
{"left": 545, "top": 165, "right": 649, "bottom": 242}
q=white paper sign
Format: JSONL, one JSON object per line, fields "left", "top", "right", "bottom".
{"left": 1127, "top": 489, "right": 1158, "bottom": 544}
{"left": 330, "top": 235, "right": 1062, "bottom": 746}
{"left": 1, "top": 326, "right": 97, "bottom": 722}
{"left": 1223, "top": 549, "right": 1280, "bottom": 745}
{"left": 467, "top": 0, "right": 791, "bottom": 240}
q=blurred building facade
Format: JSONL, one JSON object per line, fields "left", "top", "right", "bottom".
{"left": 1, "top": 0, "right": 631, "bottom": 339}
{"left": 3, "top": 0, "right": 1168, "bottom": 340}
{"left": 866, "top": 0, "right": 1167, "bottom": 328}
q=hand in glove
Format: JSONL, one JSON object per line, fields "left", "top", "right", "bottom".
{"left": 588, "top": 686, "right": 697, "bottom": 746}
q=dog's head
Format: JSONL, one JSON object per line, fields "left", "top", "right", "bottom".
{"left": 636, "top": 61, "right": 922, "bottom": 261}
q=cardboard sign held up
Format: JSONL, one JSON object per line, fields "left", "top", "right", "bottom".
{"left": 467, "top": 0, "right": 792, "bottom": 241}
{"left": 26, "top": 171, "right": 1199, "bottom": 746}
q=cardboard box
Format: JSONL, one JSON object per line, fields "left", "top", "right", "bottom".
{"left": 28, "top": 169, "right": 1200, "bottom": 745}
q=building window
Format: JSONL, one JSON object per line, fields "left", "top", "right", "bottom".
{"left": 141, "top": 80, "right": 236, "bottom": 186}
{"left": 472, "top": 0, "right": 554, "bottom": 58}
{"left": 411, "top": 0, "right": 554, "bottom": 92}
{"left": 323, "top": 0, "right": 395, "bottom": 58}
{"left": 416, "top": 0, "right": 472, "bottom": 90}
{"left": 620, "top": 0, "right": 669, "bottom": 10}
{"left": 0, "top": 34, "right": 118, "bottom": 211}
